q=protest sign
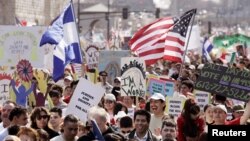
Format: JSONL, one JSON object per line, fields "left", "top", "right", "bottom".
{"left": 121, "top": 57, "right": 146, "bottom": 97}
{"left": 160, "top": 78, "right": 175, "bottom": 97}
{"left": 0, "top": 26, "right": 46, "bottom": 67}
{"left": 165, "top": 97, "right": 185, "bottom": 117}
{"left": 85, "top": 45, "right": 99, "bottom": 69}
{"left": 148, "top": 78, "right": 175, "bottom": 97}
{"left": 0, "top": 73, "right": 12, "bottom": 104}
{"left": 66, "top": 78, "right": 105, "bottom": 123}
{"left": 195, "top": 63, "right": 250, "bottom": 102}
{"left": 98, "top": 50, "right": 130, "bottom": 84}
{"left": 194, "top": 90, "right": 211, "bottom": 111}
{"left": 147, "top": 78, "right": 165, "bottom": 96}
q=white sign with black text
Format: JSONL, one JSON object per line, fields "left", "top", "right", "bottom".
{"left": 65, "top": 78, "right": 105, "bottom": 123}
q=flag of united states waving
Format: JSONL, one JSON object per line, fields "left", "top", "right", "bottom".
{"left": 163, "top": 9, "right": 196, "bottom": 63}
{"left": 129, "top": 17, "right": 178, "bottom": 65}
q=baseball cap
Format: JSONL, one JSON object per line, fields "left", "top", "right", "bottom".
{"left": 104, "top": 93, "right": 116, "bottom": 101}
{"left": 214, "top": 104, "right": 227, "bottom": 113}
{"left": 232, "top": 104, "right": 244, "bottom": 112}
{"left": 189, "top": 65, "right": 195, "bottom": 70}
{"left": 64, "top": 75, "right": 73, "bottom": 81}
{"left": 114, "top": 77, "right": 121, "bottom": 82}
{"left": 114, "top": 111, "right": 127, "bottom": 121}
{"left": 197, "top": 64, "right": 204, "bottom": 70}
{"left": 150, "top": 93, "right": 165, "bottom": 102}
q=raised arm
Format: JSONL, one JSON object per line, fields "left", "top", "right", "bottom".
{"left": 25, "top": 83, "right": 35, "bottom": 97}
{"left": 240, "top": 100, "right": 250, "bottom": 125}
{"left": 10, "top": 79, "right": 18, "bottom": 96}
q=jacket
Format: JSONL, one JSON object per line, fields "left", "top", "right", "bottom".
{"left": 128, "top": 129, "right": 158, "bottom": 141}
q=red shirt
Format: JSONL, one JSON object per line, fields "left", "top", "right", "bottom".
{"left": 177, "top": 115, "right": 205, "bottom": 141}
{"left": 63, "top": 95, "right": 72, "bottom": 104}
{"left": 225, "top": 117, "right": 240, "bottom": 125}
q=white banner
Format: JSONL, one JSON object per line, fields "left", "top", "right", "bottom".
{"left": 0, "top": 26, "right": 46, "bottom": 68}
{"left": 165, "top": 97, "right": 185, "bottom": 117}
{"left": 65, "top": 78, "right": 105, "bottom": 123}
{"left": 121, "top": 57, "right": 146, "bottom": 97}
{"left": 194, "top": 90, "right": 211, "bottom": 111}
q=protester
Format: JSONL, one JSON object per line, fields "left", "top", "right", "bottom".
{"left": 149, "top": 93, "right": 167, "bottom": 135}
{"left": 203, "top": 104, "right": 214, "bottom": 125}
{"left": 123, "top": 96, "right": 136, "bottom": 118}
{"left": 30, "top": 107, "right": 59, "bottom": 139}
{"left": 63, "top": 80, "right": 79, "bottom": 104}
{"left": 49, "top": 90, "right": 67, "bottom": 109}
{"left": 36, "top": 129, "right": 49, "bottom": 141}
{"left": 50, "top": 114, "right": 79, "bottom": 141}
{"left": 232, "top": 104, "right": 245, "bottom": 120}
{"left": 77, "top": 106, "right": 125, "bottom": 141}
{"left": 212, "top": 102, "right": 250, "bottom": 125}
{"left": 0, "top": 106, "right": 29, "bottom": 140}
{"left": 0, "top": 101, "right": 17, "bottom": 130}
{"left": 103, "top": 93, "right": 117, "bottom": 124}
{"left": 17, "top": 126, "right": 38, "bottom": 141}
{"left": 128, "top": 109, "right": 158, "bottom": 141}
{"left": 98, "top": 71, "right": 113, "bottom": 93}
{"left": 119, "top": 116, "right": 134, "bottom": 136}
{"left": 49, "top": 107, "right": 63, "bottom": 133}
{"left": 160, "top": 119, "right": 177, "bottom": 141}
{"left": 177, "top": 99, "right": 205, "bottom": 141}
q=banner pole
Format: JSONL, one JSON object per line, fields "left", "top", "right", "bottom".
{"left": 178, "top": 11, "right": 197, "bottom": 81}
{"left": 136, "top": 96, "right": 139, "bottom": 110}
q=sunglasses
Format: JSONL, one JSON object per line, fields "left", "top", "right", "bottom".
{"left": 37, "top": 115, "right": 49, "bottom": 120}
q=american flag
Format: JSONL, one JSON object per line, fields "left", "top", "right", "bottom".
{"left": 129, "top": 17, "right": 178, "bottom": 65}
{"left": 163, "top": 9, "right": 196, "bottom": 63}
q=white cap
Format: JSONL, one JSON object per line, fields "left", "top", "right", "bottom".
{"left": 114, "top": 111, "right": 127, "bottom": 121}
{"left": 214, "top": 104, "right": 227, "bottom": 113}
{"left": 114, "top": 77, "right": 121, "bottom": 82}
{"left": 64, "top": 75, "right": 73, "bottom": 81}
{"left": 197, "top": 64, "right": 204, "bottom": 70}
{"left": 104, "top": 93, "right": 116, "bottom": 101}
{"left": 189, "top": 65, "right": 195, "bottom": 70}
{"left": 150, "top": 93, "right": 165, "bottom": 102}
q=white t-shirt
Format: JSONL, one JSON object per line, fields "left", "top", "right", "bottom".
{"left": 0, "top": 128, "right": 8, "bottom": 141}
{"left": 149, "top": 114, "right": 164, "bottom": 133}
{"left": 127, "top": 106, "right": 136, "bottom": 118}
{"left": 50, "top": 135, "right": 78, "bottom": 141}
{"left": 0, "top": 122, "right": 5, "bottom": 131}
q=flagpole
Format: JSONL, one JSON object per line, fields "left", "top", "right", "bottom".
{"left": 70, "top": 0, "right": 86, "bottom": 78}
{"left": 178, "top": 11, "right": 196, "bottom": 80}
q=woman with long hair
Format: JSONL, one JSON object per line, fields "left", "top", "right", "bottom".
{"left": 177, "top": 99, "right": 205, "bottom": 141}
{"left": 30, "top": 107, "right": 59, "bottom": 139}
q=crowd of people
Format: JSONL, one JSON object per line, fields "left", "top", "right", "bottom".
{"left": 0, "top": 53, "right": 250, "bottom": 141}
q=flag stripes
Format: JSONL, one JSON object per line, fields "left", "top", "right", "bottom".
{"left": 163, "top": 9, "right": 196, "bottom": 63}
{"left": 129, "top": 17, "right": 178, "bottom": 65}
